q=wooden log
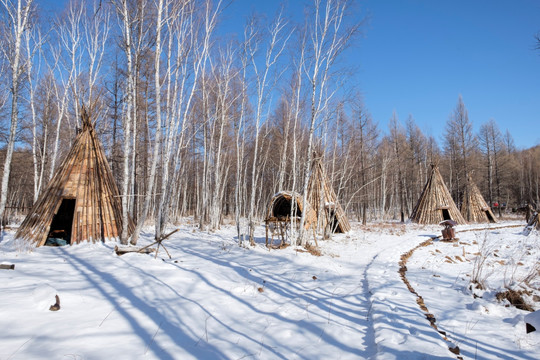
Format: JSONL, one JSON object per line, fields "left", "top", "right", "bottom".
{"left": 0, "top": 264, "right": 15, "bottom": 270}
{"left": 114, "top": 245, "right": 155, "bottom": 256}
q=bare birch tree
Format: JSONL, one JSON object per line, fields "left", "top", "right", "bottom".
{"left": 298, "top": 0, "right": 361, "bottom": 245}
{"left": 49, "top": 0, "right": 84, "bottom": 178}
{"left": 114, "top": 0, "right": 136, "bottom": 244}
{"left": 24, "top": 25, "right": 44, "bottom": 202}
{"left": 245, "top": 11, "right": 290, "bottom": 245}
{"left": 130, "top": 0, "right": 165, "bottom": 245}
{"left": 0, "top": 0, "right": 34, "bottom": 226}
{"left": 158, "top": 0, "right": 221, "bottom": 237}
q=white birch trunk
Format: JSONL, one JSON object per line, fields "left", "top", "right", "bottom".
{"left": 130, "top": 0, "right": 164, "bottom": 245}
{"left": 246, "top": 12, "right": 290, "bottom": 245}
{"left": 0, "top": 0, "right": 33, "bottom": 225}
{"left": 115, "top": 0, "right": 135, "bottom": 244}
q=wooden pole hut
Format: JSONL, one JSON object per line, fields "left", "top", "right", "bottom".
{"left": 266, "top": 191, "right": 316, "bottom": 229}
{"left": 15, "top": 109, "right": 133, "bottom": 247}
{"left": 307, "top": 157, "right": 351, "bottom": 234}
{"left": 461, "top": 176, "right": 497, "bottom": 223}
{"left": 264, "top": 191, "right": 316, "bottom": 246}
{"left": 410, "top": 164, "right": 467, "bottom": 225}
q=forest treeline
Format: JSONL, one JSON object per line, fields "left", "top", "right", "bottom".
{"left": 0, "top": 0, "right": 539, "bottom": 244}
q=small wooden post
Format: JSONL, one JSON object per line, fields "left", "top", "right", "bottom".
{"left": 265, "top": 220, "right": 269, "bottom": 247}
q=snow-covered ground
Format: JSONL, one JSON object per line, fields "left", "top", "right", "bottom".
{"left": 0, "top": 220, "right": 538, "bottom": 359}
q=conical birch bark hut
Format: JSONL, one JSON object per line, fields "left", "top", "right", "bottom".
{"left": 410, "top": 164, "right": 467, "bottom": 225}
{"left": 461, "top": 176, "right": 497, "bottom": 223}
{"left": 307, "top": 157, "right": 351, "bottom": 233}
{"left": 16, "top": 109, "right": 133, "bottom": 246}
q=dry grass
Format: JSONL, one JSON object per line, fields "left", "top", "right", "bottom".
{"left": 359, "top": 222, "right": 408, "bottom": 236}
{"left": 495, "top": 289, "right": 534, "bottom": 312}
{"left": 295, "top": 243, "right": 321, "bottom": 256}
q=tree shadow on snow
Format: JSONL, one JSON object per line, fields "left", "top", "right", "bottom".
{"left": 57, "top": 247, "right": 228, "bottom": 360}
{"left": 172, "top": 245, "right": 374, "bottom": 358}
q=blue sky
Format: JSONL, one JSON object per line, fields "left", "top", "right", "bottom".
{"left": 221, "top": 0, "right": 540, "bottom": 149}
{"left": 356, "top": 0, "right": 540, "bottom": 149}
{"left": 37, "top": 0, "right": 540, "bottom": 149}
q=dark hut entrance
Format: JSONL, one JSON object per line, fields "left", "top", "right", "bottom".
{"left": 264, "top": 192, "right": 316, "bottom": 247}
{"left": 441, "top": 208, "right": 451, "bottom": 221}
{"left": 272, "top": 196, "right": 301, "bottom": 219}
{"left": 485, "top": 209, "right": 496, "bottom": 223}
{"left": 47, "top": 198, "right": 76, "bottom": 245}
{"left": 325, "top": 205, "right": 344, "bottom": 235}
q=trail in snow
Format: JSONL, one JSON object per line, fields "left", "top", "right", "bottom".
{"left": 0, "top": 221, "right": 537, "bottom": 359}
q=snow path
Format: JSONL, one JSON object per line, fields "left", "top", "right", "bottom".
{"left": 405, "top": 223, "right": 540, "bottom": 360}
{"left": 1, "top": 223, "right": 537, "bottom": 359}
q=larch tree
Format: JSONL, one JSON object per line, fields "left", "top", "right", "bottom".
{"left": 353, "top": 101, "right": 378, "bottom": 224}
{"left": 388, "top": 111, "right": 407, "bottom": 222}
{"left": 444, "top": 95, "right": 477, "bottom": 205}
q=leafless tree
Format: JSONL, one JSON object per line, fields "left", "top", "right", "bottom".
{"left": 298, "top": 0, "right": 362, "bottom": 245}
{"left": 130, "top": 0, "right": 166, "bottom": 245}
{"left": 0, "top": 0, "right": 34, "bottom": 226}
{"left": 244, "top": 11, "right": 290, "bottom": 245}
{"left": 444, "top": 95, "right": 477, "bottom": 205}
{"left": 113, "top": 0, "right": 136, "bottom": 244}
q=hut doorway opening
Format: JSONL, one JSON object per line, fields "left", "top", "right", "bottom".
{"left": 485, "top": 210, "right": 496, "bottom": 223}
{"left": 273, "top": 196, "right": 301, "bottom": 219}
{"left": 47, "top": 198, "right": 76, "bottom": 245}
{"left": 442, "top": 208, "right": 451, "bottom": 221}
{"left": 326, "top": 208, "right": 343, "bottom": 234}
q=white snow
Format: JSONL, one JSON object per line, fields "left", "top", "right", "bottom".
{"left": 0, "top": 221, "right": 538, "bottom": 359}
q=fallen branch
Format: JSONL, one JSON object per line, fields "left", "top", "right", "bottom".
{"left": 137, "top": 228, "right": 180, "bottom": 259}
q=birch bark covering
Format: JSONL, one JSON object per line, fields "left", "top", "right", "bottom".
{"left": 410, "top": 165, "right": 467, "bottom": 225}
{"left": 461, "top": 176, "right": 497, "bottom": 223}
{"left": 16, "top": 110, "right": 133, "bottom": 246}
{"left": 307, "top": 157, "right": 351, "bottom": 233}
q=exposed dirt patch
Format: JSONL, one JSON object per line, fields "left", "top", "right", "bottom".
{"left": 295, "top": 243, "right": 321, "bottom": 256}
{"left": 496, "top": 289, "right": 534, "bottom": 312}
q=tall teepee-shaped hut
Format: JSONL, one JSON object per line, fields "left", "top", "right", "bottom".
{"left": 410, "top": 164, "right": 467, "bottom": 225}
{"left": 307, "top": 157, "right": 351, "bottom": 233}
{"left": 16, "top": 109, "right": 132, "bottom": 247}
{"left": 461, "top": 176, "right": 497, "bottom": 223}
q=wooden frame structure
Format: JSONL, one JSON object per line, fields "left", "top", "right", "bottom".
{"left": 410, "top": 164, "right": 467, "bottom": 225}
{"left": 16, "top": 109, "right": 133, "bottom": 246}
{"left": 461, "top": 176, "right": 497, "bottom": 223}
{"left": 307, "top": 157, "right": 351, "bottom": 234}
{"left": 264, "top": 191, "right": 316, "bottom": 246}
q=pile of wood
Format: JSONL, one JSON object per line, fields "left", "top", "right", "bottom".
{"left": 461, "top": 175, "right": 497, "bottom": 223}
{"left": 410, "top": 164, "right": 466, "bottom": 225}
{"left": 524, "top": 211, "right": 539, "bottom": 234}
{"left": 15, "top": 108, "right": 133, "bottom": 247}
{"left": 307, "top": 157, "right": 351, "bottom": 233}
